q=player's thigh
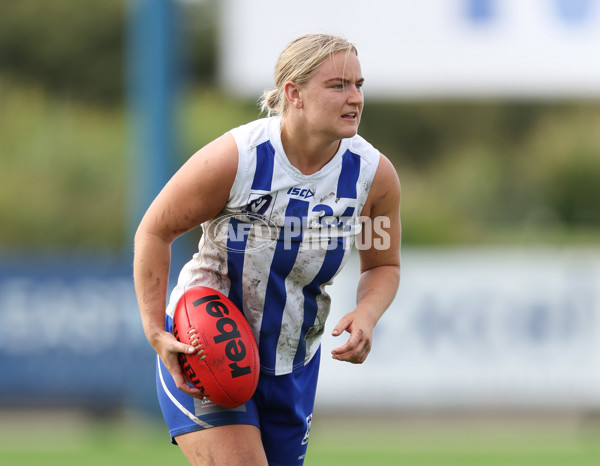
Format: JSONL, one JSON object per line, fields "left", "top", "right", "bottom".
{"left": 175, "top": 424, "right": 268, "bottom": 466}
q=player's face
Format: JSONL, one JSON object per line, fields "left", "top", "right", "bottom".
{"left": 299, "top": 51, "right": 364, "bottom": 140}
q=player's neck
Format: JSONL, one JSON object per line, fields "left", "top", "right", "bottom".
{"left": 280, "top": 119, "right": 340, "bottom": 175}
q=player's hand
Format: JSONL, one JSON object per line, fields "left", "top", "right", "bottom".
{"left": 330, "top": 310, "right": 374, "bottom": 364}
{"left": 153, "top": 330, "right": 205, "bottom": 398}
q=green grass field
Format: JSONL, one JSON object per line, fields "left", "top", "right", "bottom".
{"left": 1, "top": 410, "right": 600, "bottom": 465}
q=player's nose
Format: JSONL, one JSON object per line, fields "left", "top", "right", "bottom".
{"left": 346, "top": 85, "right": 363, "bottom": 105}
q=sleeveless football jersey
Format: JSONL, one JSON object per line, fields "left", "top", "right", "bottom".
{"left": 166, "top": 116, "right": 380, "bottom": 375}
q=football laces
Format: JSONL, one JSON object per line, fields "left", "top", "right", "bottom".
{"left": 188, "top": 328, "right": 207, "bottom": 360}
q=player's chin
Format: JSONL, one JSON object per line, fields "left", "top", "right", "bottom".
{"left": 337, "top": 124, "right": 359, "bottom": 139}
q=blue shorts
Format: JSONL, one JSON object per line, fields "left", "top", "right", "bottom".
{"left": 156, "top": 322, "right": 321, "bottom": 465}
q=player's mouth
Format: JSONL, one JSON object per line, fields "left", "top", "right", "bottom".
{"left": 341, "top": 112, "right": 358, "bottom": 120}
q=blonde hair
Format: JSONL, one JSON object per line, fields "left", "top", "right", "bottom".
{"left": 260, "top": 33, "right": 358, "bottom": 116}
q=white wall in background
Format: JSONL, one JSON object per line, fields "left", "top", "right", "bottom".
{"left": 317, "top": 247, "right": 600, "bottom": 409}
{"left": 219, "top": 0, "right": 600, "bottom": 99}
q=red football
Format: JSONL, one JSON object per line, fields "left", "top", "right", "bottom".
{"left": 172, "top": 286, "right": 260, "bottom": 408}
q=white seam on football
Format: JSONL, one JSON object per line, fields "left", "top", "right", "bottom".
{"left": 157, "top": 356, "right": 213, "bottom": 429}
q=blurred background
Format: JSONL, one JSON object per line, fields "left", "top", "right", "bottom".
{"left": 1, "top": 0, "right": 600, "bottom": 464}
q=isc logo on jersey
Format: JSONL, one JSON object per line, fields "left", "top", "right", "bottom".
{"left": 287, "top": 187, "right": 314, "bottom": 199}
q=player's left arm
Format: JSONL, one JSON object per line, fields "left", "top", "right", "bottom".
{"left": 331, "top": 154, "right": 401, "bottom": 364}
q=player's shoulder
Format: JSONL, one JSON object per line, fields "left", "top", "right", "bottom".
{"left": 345, "top": 133, "right": 382, "bottom": 172}
{"left": 347, "top": 133, "right": 398, "bottom": 181}
{"left": 347, "top": 133, "right": 378, "bottom": 156}
{"left": 376, "top": 153, "right": 400, "bottom": 185}
{"left": 371, "top": 152, "right": 401, "bottom": 203}
{"left": 228, "top": 116, "right": 276, "bottom": 151}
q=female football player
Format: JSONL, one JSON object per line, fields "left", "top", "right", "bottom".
{"left": 133, "top": 33, "right": 401, "bottom": 465}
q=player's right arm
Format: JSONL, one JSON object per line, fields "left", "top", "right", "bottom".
{"left": 133, "top": 133, "right": 239, "bottom": 397}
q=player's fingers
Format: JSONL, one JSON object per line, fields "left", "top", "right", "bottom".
{"left": 332, "top": 330, "right": 372, "bottom": 363}
{"left": 332, "top": 345, "right": 369, "bottom": 364}
{"left": 161, "top": 331, "right": 196, "bottom": 354}
{"left": 176, "top": 381, "right": 203, "bottom": 397}
{"left": 168, "top": 361, "right": 204, "bottom": 397}
{"left": 332, "top": 328, "right": 364, "bottom": 354}
{"left": 331, "top": 314, "right": 352, "bottom": 337}
{"left": 332, "top": 348, "right": 363, "bottom": 363}
{"left": 174, "top": 377, "right": 204, "bottom": 398}
{"left": 157, "top": 334, "right": 205, "bottom": 398}
{"left": 175, "top": 342, "right": 196, "bottom": 355}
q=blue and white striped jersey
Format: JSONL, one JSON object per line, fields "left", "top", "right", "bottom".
{"left": 167, "top": 116, "right": 380, "bottom": 375}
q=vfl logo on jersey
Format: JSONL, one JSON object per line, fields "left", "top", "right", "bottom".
{"left": 205, "top": 193, "right": 277, "bottom": 254}
{"left": 242, "top": 194, "right": 273, "bottom": 217}
{"left": 287, "top": 187, "right": 315, "bottom": 199}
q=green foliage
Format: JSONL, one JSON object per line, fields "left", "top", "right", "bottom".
{"left": 0, "top": 0, "right": 126, "bottom": 104}
{"left": 361, "top": 102, "right": 542, "bottom": 170}
{"left": 0, "top": 0, "right": 218, "bottom": 105}
{"left": 360, "top": 101, "right": 600, "bottom": 243}
{"left": 2, "top": 0, "right": 595, "bottom": 249}
{"left": 0, "top": 73, "right": 599, "bottom": 250}
{"left": 0, "top": 77, "right": 126, "bottom": 250}
{"left": 178, "top": 0, "right": 218, "bottom": 86}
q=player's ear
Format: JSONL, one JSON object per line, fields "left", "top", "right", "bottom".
{"left": 283, "top": 81, "right": 303, "bottom": 109}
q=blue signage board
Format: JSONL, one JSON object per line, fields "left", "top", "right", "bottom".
{"left": 0, "top": 256, "right": 158, "bottom": 414}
